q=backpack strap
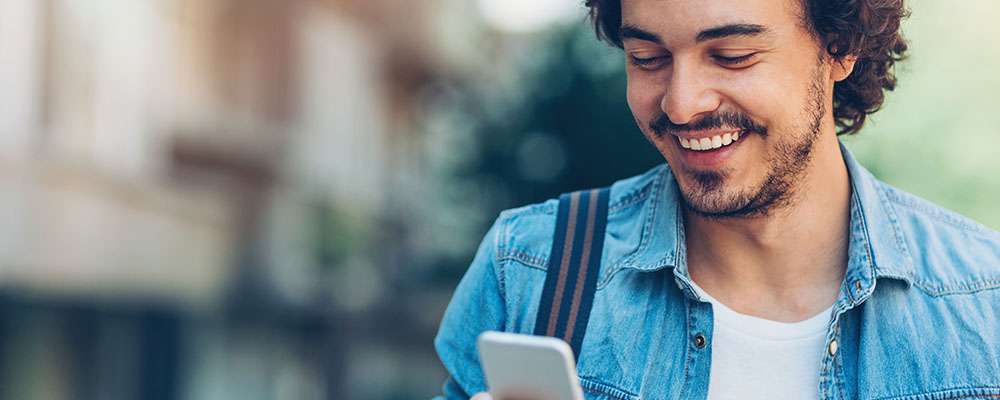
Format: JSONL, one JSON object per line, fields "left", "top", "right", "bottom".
{"left": 533, "top": 187, "right": 611, "bottom": 359}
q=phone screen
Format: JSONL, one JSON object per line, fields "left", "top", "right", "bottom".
{"left": 477, "top": 331, "right": 585, "bottom": 400}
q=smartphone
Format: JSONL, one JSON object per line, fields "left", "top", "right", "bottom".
{"left": 477, "top": 331, "right": 585, "bottom": 400}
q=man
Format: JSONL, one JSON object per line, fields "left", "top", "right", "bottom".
{"left": 435, "top": 0, "right": 1000, "bottom": 398}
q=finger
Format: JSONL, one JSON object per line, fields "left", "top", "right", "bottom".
{"left": 470, "top": 392, "right": 493, "bottom": 400}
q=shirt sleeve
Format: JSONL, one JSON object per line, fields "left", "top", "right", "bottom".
{"left": 433, "top": 217, "right": 507, "bottom": 399}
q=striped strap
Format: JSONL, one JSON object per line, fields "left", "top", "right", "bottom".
{"left": 533, "top": 187, "right": 610, "bottom": 359}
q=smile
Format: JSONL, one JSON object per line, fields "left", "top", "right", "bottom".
{"left": 678, "top": 131, "right": 740, "bottom": 151}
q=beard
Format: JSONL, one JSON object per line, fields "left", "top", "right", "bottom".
{"left": 651, "top": 65, "right": 827, "bottom": 220}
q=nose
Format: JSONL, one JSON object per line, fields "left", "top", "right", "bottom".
{"left": 659, "top": 61, "right": 722, "bottom": 126}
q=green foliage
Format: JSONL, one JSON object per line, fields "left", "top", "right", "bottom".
{"left": 458, "top": 24, "right": 662, "bottom": 215}
{"left": 846, "top": 0, "right": 1000, "bottom": 230}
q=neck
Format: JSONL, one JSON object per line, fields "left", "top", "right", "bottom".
{"left": 684, "top": 134, "right": 851, "bottom": 322}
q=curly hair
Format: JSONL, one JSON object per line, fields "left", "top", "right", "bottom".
{"left": 583, "top": 0, "right": 909, "bottom": 135}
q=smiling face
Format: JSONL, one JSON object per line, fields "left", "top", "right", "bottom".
{"left": 622, "top": 0, "right": 844, "bottom": 219}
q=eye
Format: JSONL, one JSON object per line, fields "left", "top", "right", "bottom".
{"left": 628, "top": 54, "right": 670, "bottom": 69}
{"left": 713, "top": 53, "right": 756, "bottom": 68}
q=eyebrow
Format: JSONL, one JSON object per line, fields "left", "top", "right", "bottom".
{"left": 620, "top": 25, "right": 663, "bottom": 44}
{"left": 696, "top": 23, "right": 768, "bottom": 43}
{"left": 619, "top": 23, "right": 769, "bottom": 45}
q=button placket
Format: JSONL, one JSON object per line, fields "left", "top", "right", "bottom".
{"left": 682, "top": 299, "right": 714, "bottom": 399}
{"left": 819, "top": 320, "right": 845, "bottom": 400}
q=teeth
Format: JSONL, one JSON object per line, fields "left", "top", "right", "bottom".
{"left": 678, "top": 131, "right": 742, "bottom": 152}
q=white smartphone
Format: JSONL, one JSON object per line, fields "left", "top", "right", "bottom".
{"left": 477, "top": 331, "right": 585, "bottom": 400}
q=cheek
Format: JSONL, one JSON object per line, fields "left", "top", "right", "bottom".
{"left": 720, "top": 69, "right": 768, "bottom": 106}
{"left": 733, "top": 64, "right": 817, "bottom": 116}
{"left": 625, "top": 72, "right": 662, "bottom": 123}
{"left": 721, "top": 70, "right": 793, "bottom": 129}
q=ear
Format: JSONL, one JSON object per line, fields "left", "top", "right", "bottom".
{"left": 830, "top": 55, "right": 857, "bottom": 82}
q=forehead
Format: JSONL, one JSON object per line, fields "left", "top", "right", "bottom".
{"left": 620, "top": 0, "right": 806, "bottom": 44}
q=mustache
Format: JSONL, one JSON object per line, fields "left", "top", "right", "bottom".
{"left": 650, "top": 110, "right": 768, "bottom": 138}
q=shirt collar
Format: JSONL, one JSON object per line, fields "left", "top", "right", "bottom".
{"left": 620, "top": 141, "right": 916, "bottom": 294}
{"left": 840, "top": 142, "right": 916, "bottom": 298}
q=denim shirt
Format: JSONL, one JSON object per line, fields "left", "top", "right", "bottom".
{"left": 434, "top": 144, "right": 1000, "bottom": 400}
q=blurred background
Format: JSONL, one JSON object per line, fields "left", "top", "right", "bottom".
{"left": 0, "top": 0, "right": 997, "bottom": 399}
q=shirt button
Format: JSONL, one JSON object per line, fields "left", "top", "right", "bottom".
{"left": 828, "top": 340, "right": 838, "bottom": 356}
{"left": 694, "top": 333, "right": 707, "bottom": 349}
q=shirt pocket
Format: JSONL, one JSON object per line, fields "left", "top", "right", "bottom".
{"left": 579, "top": 377, "right": 638, "bottom": 400}
{"left": 879, "top": 387, "right": 1000, "bottom": 400}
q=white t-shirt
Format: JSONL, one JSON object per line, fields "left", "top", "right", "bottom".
{"left": 688, "top": 280, "right": 833, "bottom": 400}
